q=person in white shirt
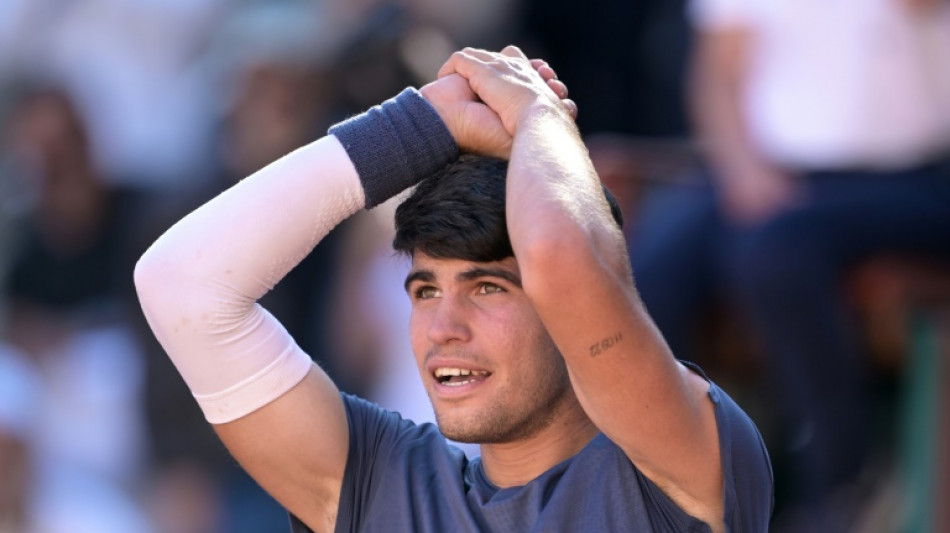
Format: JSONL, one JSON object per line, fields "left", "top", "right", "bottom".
{"left": 629, "top": 0, "right": 950, "bottom": 529}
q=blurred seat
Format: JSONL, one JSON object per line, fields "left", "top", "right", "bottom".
{"left": 847, "top": 257, "right": 950, "bottom": 533}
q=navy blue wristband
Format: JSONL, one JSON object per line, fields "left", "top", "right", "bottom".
{"left": 329, "top": 88, "right": 459, "bottom": 208}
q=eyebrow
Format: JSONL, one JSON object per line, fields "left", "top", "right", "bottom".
{"left": 458, "top": 266, "right": 522, "bottom": 288}
{"left": 404, "top": 270, "right": 434, "bottom": 293}
{"left": 403, "top": 266, "right": 523, "bottom": 293}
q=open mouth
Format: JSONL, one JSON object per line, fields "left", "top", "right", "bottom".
{"left": 433, "top": 367, "right": 491, "bottom": 387}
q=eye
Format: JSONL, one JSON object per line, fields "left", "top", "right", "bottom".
{"left": 413, "top": 285, "right": 440, "bottom": 300}
{"left": 477, "top": 282, "right": 506, "bottom": 295}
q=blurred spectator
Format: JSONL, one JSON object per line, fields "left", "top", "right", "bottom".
{"left": 629, "top": 0, "right": 950, "bottom": 530}
{"left": 0, "top": 344, "right": 39, "bottom": 533}
{"left": 0, "top": 82, "right": 152, "bottom": 532}
{"left": 2, "top": 85, "right": 130, "bottom": 312}
{"left": 0, "top": 0, "right": 225, "bottom": 189}
{"left": 3, "top": 346, "right": 150, "bottom": 533}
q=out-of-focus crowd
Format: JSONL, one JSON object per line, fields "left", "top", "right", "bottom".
{"left": 0, "top": 1, "right": 948, "bottom": 532}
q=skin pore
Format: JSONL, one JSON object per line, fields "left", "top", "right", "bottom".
{"left": 406, "top": 253, "right": 598, "bottom": 487}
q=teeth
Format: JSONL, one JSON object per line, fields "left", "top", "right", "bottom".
{"left": 444, "top": 379, "right": 475, "bottom": 387}
{"left": 434, "top": 367, "right": 489, "bottom": 378}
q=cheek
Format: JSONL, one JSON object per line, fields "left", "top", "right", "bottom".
{"left": 491, "top": 310, "right": 549, "bottom": 365}
{"left": 408, "top": 311, "right": 429, "bottom": 360}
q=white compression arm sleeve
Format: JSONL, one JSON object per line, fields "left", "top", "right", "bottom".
{"left": 134, "top": 136, "right": 365, "bottom": 424}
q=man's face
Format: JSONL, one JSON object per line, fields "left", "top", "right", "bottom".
{"left": 405, "top": 253, "right": 572, "bottom": 444}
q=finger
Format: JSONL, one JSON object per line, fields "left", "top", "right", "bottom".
{"left": 537, "top": 65, "right": 558, "bottom": 83}
{"left": 562, "top": 99, "right": 578, "bottom": 120}
{"left": 460, "top": 47, "right": 496, "bottom": 61}
{"left": 500, "top": 45, "right": 529, "bottom": 60}
{"left": 436, "top": 55, "right": 458, "bottom": 79}
{"left": 531, "top": 59, "right": 557, "bottom": 80}
{"left": 546, "top": 79, "right": 569, "bottom": 99}
{"left": 437, "top": 48, "right": 494, "bottom": 78}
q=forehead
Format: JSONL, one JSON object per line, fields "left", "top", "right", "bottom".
{"left": 405, "top": 253, "right": 521, "bottom": 286}
{"left": 411, "top": 251, "right": 517, "bottom": 271}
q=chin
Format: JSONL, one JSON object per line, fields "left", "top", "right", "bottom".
{"left": 439, "top": 427, "right": 483, "bottom": 444}
{"left": 439, "top": 424, "right": 506, "bottom": 444}
{"left": 435, "top": 409, "right": 547, "bottom": 445}
{"left": 433, "top": 411, "right": 479, "bottom": 443}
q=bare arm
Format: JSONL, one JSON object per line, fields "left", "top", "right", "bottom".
{"left": 439, "top": 47, "right": 725, "bottom": 529}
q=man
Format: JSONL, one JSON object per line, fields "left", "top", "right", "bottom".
{"left": 135, "top": 47, "right": 772, "bottom": 532}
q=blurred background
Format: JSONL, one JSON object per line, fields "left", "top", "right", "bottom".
{"left": 0, "top": 0, "right": 947, "bottom": 532}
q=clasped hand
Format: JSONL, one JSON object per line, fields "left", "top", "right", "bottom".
{"left": 420, "top": 46, "right": 578, "bottom": 159}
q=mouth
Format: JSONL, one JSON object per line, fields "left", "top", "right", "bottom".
{"left": 432, "top": 367, "right": 492, "bottom": 388}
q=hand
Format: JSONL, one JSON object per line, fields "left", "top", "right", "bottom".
{"left": 419, "top": 73, "right": 512, "bottom": 159}
{"left": 717, "top": 162, "right": 803, "bottom": 225}
{"left": 438, "top": 46, "right": 575, "bottom": 136}
{"left": 422, "top": 47, "right": 576, "bottom": 157}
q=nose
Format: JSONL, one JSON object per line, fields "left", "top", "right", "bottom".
{"left": 426, "top": 295, "right": 472, "bottom": 345}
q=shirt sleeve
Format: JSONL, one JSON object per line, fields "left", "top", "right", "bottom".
{"left": 288, "top": 395, "right": 468, "bottom": 533}
{"left": 709, "top": 383, "right": 775, "bottom": 532}
{"left": 288, "top": 394, "right": 413, "bottom": 533}
{"left": 335, "top": 394, "right": 415, "bottom": 532}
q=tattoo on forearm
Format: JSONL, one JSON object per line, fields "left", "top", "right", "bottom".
{"left": 589, "top": 332, "right": 622, "bottom": 357}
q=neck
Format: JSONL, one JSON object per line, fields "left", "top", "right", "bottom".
{"left": 478, "top": 393, "right": 598, "bottom": 488}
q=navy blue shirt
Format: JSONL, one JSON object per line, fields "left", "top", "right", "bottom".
{"left": 291, "top": 376, "right": 773, "bottom": 532}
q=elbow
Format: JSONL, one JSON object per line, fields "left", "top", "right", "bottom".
{"left": 133, "top": 245, "right": 219, "bottom": 346}
{"left": 517, "top": 228, "right": 592, "bottom": 294}
{"left": 133, "top": 252, "right": 155, "bottom": 295}
{"left": 134, "top": 247, "right": 170, "bottom": 316}
{"left": 517, "top": 223, "right": 630, "bottom": 303}
{"left": 133, "top": 243, "right": 193, "bottom": 320}
{"left": 134, "top": 240, "right": 254, "bottom": 339}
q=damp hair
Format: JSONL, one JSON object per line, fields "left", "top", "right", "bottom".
{"left": 393, "top": 154, "right": 623, "bottom": 261}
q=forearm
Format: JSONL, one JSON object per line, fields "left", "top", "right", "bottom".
{"left": 506, "top": 104, "right": 629, "bottom": 294}
{"left": 507, "top": 102, "right": 722, "bottom": 519}
{"left": 138, "top": 137, "right": 364, "bottom": 304}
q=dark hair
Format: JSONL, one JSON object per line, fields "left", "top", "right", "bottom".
{"left": 393, "top": 154, "right": 623, "bottom": 260}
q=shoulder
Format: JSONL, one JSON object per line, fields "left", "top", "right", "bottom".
{"left": 335, "top": 394, "right": 470, "bottom": 531}
{"left": 340, "top": 393, "right": 453, "bottom": 466}
{"left": 595, "top": 362, "right": 774, "bottom": 532}
{"left": 699, "top": 372, "right": 775, "bottom": 531}
{"left": 511, "top": 435, "right": 709, "bottom": 532}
